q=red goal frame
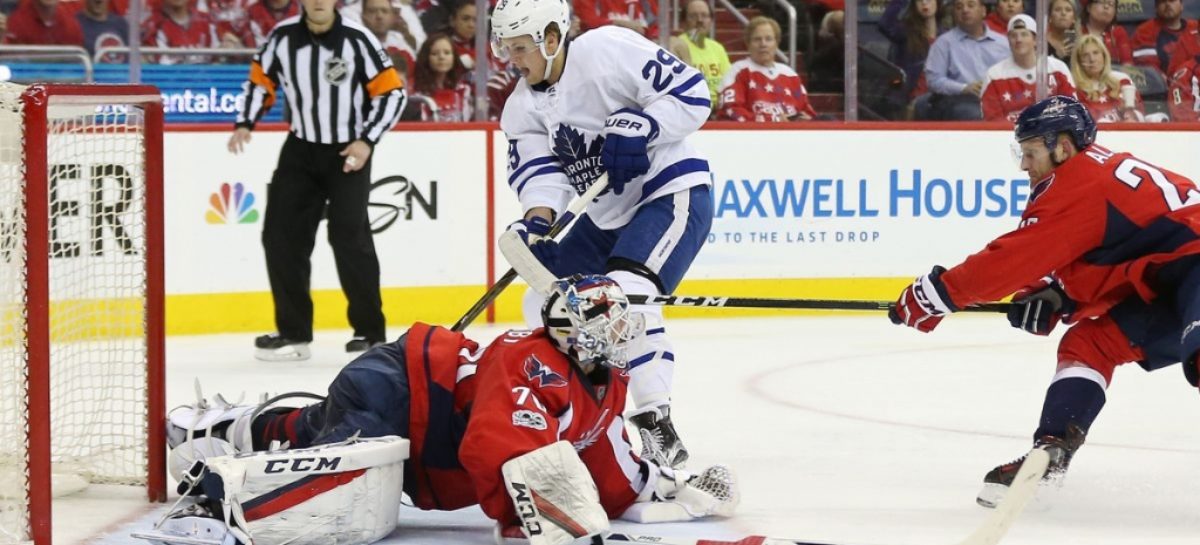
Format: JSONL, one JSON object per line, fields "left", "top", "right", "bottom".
{"left": 19, "top": 83, "right": 166, "bottom": 545}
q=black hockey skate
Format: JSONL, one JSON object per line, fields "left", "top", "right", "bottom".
{"left": 254, "top": 332, "right": 311, "bottom": 362}
{"left": 976, "top": 424, "right": 1085, "bottom": 508}
{"left": 345, "top": 336, "right": 384, "bottom": 353}
{"left": 628, "top": 405, "right": 689, "bottom": 468}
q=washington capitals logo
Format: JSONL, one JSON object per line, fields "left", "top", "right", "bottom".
{"left": 524, "top": 355, "right": 567, "bottom": 388}
{"left": 552, "top": 124, "right": 605, "bottom": 194}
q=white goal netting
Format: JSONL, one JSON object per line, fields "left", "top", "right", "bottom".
{"left": 0, "top": 82, "right": 158, "bottom": 545}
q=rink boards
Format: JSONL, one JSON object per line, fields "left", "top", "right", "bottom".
{"left": 156, "top": 125, "right": 1200, "bottom": 334}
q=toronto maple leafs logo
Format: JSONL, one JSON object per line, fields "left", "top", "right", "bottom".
{"left": 552, "top": 123, "right": 606, "bottom": 195}
{"left": 524, "top": 355, "right": 567, "bottom": 388}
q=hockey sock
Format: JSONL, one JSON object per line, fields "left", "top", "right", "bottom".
{"left": 251, "top": 407, "right": 303, "bottom": 450}
{"left": 609, "top": 270, "right": 674, "bottom": 409}
{"left": 1034, "top": 369, "right": 1107, "bottom": 439}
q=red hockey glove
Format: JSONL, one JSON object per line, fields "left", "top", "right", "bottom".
{"left": 1007, "top": 281, "right": 1073, "bottom": 336}
{"left": 889, "top": 266, "right": 954, "bottom": 333}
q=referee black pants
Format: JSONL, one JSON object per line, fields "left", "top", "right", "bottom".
{"left": 262, "top": 133, "right": 385, "bottom": 343}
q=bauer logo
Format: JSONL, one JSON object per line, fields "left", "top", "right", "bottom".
{"left": 206, "top": 182, "right": 260, "bottom": 224}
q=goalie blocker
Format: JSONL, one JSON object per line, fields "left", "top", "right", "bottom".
{"left": 151, "top": 275, "right": 737, "bottom": 545}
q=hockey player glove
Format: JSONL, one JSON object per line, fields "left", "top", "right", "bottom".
{"left": 889, "top": 265, "right": 955, "bottom": 333}
{"left": 506, "top": 217, "right": 558, "bottom": 267}
{"left": 600, "top": 108, "right": 660, "bottom": 194}
{"left": 1007, "top": 282, "right": 1074, "bottom": 336}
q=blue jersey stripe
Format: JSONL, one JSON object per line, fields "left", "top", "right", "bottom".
{"left": 509, "top": 156, "right": 559, "bottom": 187}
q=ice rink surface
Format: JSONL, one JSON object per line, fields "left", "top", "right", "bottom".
{"left": 78, "top": 315, "right": 1200, "bottom": 545}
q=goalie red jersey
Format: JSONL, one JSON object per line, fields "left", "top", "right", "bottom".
{"left": 940, "top": 144, "right": 1200, "bottom": 320}
{"left": 717, "top": 58, "right": 816, "bottom": 122}
{"left": 459, "top": 329, "right": 641, "bottom": 524}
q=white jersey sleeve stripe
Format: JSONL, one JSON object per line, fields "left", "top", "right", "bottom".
{"left": 508, "top": 155, "right": 560, "bottom": 186}
{"left": 516, "top": 166, "right": 566, "bottom": 193}
{"left": 666, "top": 73, "right": 711, "bottom": 108}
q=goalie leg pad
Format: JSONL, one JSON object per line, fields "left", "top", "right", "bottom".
{"left": 181, "top": 436, "right": 409, "bottom": 545}
{"left": 502, "top": 441, "right": 610, "bottom": 545}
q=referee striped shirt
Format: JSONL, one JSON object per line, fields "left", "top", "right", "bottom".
{"left": 236, "top": 12, "right": 406, "bottom": 145}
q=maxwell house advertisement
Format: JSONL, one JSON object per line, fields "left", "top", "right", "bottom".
{"left": 686, "top": 130, "right": 1195, "bottom": 280}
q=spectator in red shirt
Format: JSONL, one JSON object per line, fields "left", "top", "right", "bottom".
{"left": 574, "top": 0, "right": 652, "bottom": 37}
{"left": 1081, "top": 0, "right": 1132, "bottom": 64}
{"left": 143, "top": 0, "right": 220, "bottom": 63}
{"left": 718, "top": 16, "right": 816, "bottom": 122}
{"left": 362, "top": 0, "right": 416, "bottom": 82}
{"left": 980, "top": 14, "right": 1076, "bottom": 122}
{"left": 244, "top": 0, "right": 297, "bottom": 47}
{"left": 1071, "top": 33, "right": 1144, "bottom": 122}
{"left": 443, "top": 0, "right": 477, "bottom": 68}
{"left": 4, "top": 0, "right": 84, "bottom": 45}
{"left": 411, "top": 33, "right": 471, "bottom": 121}
{"left": 200, "top": 0, "right": 251, "bottom": 47}
{"left": 1132, "top": 0, "right": 1200, "bottom": 74}
{"left": 984, "top": 0, "right": 1024, "bottom": 35}
{"left": 1167, "top": 52, "right": 1200, "bottom": 120}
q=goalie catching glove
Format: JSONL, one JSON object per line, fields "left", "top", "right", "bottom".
{"left": 619, "top": 463, "right": 740, "bottom": 523}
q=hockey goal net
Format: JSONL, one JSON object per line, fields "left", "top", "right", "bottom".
{"left": 0, "top": 83, "right": 165, "bottom": 545}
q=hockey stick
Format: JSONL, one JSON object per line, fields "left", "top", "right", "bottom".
{"left": 452, "top": 174, "right": 610, "bottom": 332}
{"left": 623, "top": 294, "right": 1012, "bottom": 314}
{"left": 605, "top": 448, "right": 1050, "bottom": 545}
{"left": 498, "top": 234, "right": 1012, "bottom": 314}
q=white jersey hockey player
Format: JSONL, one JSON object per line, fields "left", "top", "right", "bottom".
{"left": 493, "top": 0, "right": 714, "bottom": 468}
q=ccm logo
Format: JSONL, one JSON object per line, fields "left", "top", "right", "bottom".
{"left": 605, "top": 118, "right": 643, "bottom": 131}
{"left": 510, "top": 482, "right": 543, "bottom": 536}
{"left": 263, "top": 456, "right": 342, "bottom": 474}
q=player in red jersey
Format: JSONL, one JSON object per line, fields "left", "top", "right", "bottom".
{"left": 889, "top": 96, "right": 1200, "bottom": 508}
{"left": 154, "top": 275, "right": 738, "bottom": 545}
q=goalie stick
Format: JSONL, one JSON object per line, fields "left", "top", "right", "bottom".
{"left": 604, "top": 448, "right": 1050, "bottom": 545}
{"left": 453, "top": 174, "right": 609, "bottom": 332}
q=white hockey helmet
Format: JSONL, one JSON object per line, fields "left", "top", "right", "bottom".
{"left": 490, "top": 0, "right": 572, "bottom": 77}
{"left": 541, "top": 274, "right": 645, "bottom": 369}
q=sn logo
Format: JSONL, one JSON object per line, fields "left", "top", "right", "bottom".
{"left": 263, "top": 456, "right": 342, "bottom": 474}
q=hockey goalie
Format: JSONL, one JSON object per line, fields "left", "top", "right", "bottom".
{"left": 139, "top": 274, "right": 738, "bottom": 545}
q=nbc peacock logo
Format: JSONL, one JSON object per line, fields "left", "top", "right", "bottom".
{"left": 206, "top": 182, "right": 260, "bottom": 224}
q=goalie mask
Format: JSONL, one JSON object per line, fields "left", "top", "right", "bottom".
{"left": 541, "top": 274, "right": 644, "bottom": 369}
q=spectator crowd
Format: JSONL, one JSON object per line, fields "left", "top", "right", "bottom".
{"left": 3, "top": 0, "right": 1200, "bottom": 121}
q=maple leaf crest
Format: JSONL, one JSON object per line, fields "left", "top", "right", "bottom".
{"left": 551, "top": 123, "right": 607, "bottom": 195}
{"left": 552, "top": 123, "right": 589, "bottom": 162}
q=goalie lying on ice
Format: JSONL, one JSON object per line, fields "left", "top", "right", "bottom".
{"left": 144, "top": 274, "right": 738, "bottom": 545}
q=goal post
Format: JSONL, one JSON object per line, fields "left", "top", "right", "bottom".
{"left": 1, "top": 83, "right": 166, "bottom": 545}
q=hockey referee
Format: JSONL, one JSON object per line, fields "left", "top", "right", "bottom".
{"left": 228, "top": 0, "right": 406, "bottom": 362}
